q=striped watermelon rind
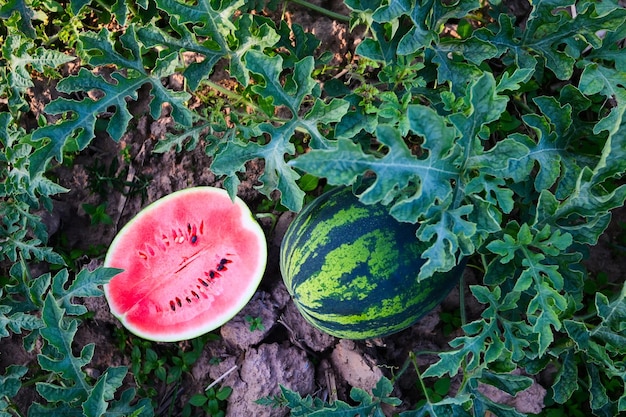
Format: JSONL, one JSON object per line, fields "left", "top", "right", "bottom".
{"left": 280, "top": 184, "right": 466, "bottom": 339}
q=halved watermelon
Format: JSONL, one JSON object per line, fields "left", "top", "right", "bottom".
{"left": 104, "top": 187, "right": 267, "bottom": 342}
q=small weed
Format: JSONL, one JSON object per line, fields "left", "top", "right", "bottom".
{"left": 415, "top": 377, "right": 451, "bottom": 408}
{"left": 245, "top": 315, "right": 265, "bottom": 332}
{"left": 439, "top": 308, "right": 462, "bottom": 337}
{"left": 86, "top": 158, "right": 151, "bottom": 201}
{"left": 120, "top": 332, "right": 215, "bottom": 405}
{"left": 184, "top": 386, "right": 233, "bottom": 417}
{"left": 120, "top": 146, "right": 132, "bottom": 164}
{"left": 82, "top": 202, "right": 113, "bottom": 225}
{"left": 49, "top": 232, "right": 107, "bottom": 272}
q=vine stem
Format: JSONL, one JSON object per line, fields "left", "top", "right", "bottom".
{"left": 2, "top": 395, "right": 25, "bottom": 417}
{"left": 409, "top": 352, "right": 434, "bottom": 404}
{"left": 459, "top": 272, "right": 467, "bottom": 327}
{"left": 287, "top": 0, "right": 351, "bottom": 22}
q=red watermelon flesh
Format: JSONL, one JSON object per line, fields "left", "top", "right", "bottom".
{"left": 104, "top": 187, "right": 267, "bottom": 342}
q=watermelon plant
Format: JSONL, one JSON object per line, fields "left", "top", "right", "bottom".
{"left": 1, "top": 0, "right": 626, "bottom": 416}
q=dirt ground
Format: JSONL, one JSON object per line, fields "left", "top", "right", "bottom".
{"left": 2, "top": 1, "right": 626, "bottom": 416}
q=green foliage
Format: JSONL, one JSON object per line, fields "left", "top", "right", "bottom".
{"left": 185, "top": 385, "right": 232, "bottom": 417}
{"left": 289, "top": 0, "right": 626, "bottom": 413}
{"left": 244, "top": 315, "right": 265, "bottom": 332}
{"left": 210, "top": 50, "right": 348, "bottom": 210}
{"left": 86, "top": 157, "right": 151, "bottom": 201}
{"left": 82, "top": 203, "right": 113, "bottom": 226}
{"left": 258, "top": 376, "right": 402, "bottom": 416}
{"left": 2, "top": 0, "right": 626, "bottom": 415}
{"left": 1, "top": 34, "right": 75, "bottom": 111}
{"left": 121, "top": 333, "right": 211, "bottom": 403}
{"left": 0, "top": 264, "right": 152, "bottom": 416}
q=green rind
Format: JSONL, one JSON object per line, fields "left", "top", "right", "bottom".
{"left": 280, "top": 185, "right": 465, "bottom": 339}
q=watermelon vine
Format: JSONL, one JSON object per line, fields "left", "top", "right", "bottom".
{"left": 1, "top": 0, "right": 626, "bottom": 415}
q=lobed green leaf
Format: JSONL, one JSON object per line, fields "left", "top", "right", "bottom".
{"left": 38, "top": 295, "right": 92, "bottom": 395}
{"left": 0, "top": 0, "right": 36, "bottom": 38}
{"left": 29, "top": 27, "right": 193, "bottom": 175}
{"left": 211, "top": 51, "right": 346, "bottom": 210}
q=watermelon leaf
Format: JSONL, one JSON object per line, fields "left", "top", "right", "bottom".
{"left": 422, "top": 318, "right": 504, "bottom": 379}
{"left": 470, "top": 392, "right": 527, "bottom": 417}
{"left": 0, "top": 365, "right": 28, "bottom": 416}
{"left": 82, "top": 374, "right": 108, "bottom": 417}
{"left": 52, "top": 267, "right": 122, "bottom": 316}
{"left": 152, "top": 121, "right": 207, "bottom": 154}
{"left": 478, "top": 371, "right": 533, "bottom": 397}
{"left": 1, "top": 34, "right": 75, "bottom": 109}
{"left": 137, "top": 0, "right": 275, "bottom": 91}
{"left": 551, "top": 349, "right": 579, "bottom": 405}
{"left": 0, "top": 308, "right": 42, "bottom": 338}
{"left": 211, "top": 124, "right": 305, "bottom": 211}
{"left": 559, "top": 284, "right": 626, "bottom": 413}
{"left": 37, "top": 294, "right": 93, "bottom": 395}
{"left": 2, "top": 228, "right": 65, "bottom": 264}
{"left": 211, "top": 51, "right": 347, "bottom": 211}
{"left": 0, "top": 0, "right": 36, "bottom": 38}
{"left": 259, "top": 377, "right": 402, "bottom": 417}
{"left": 26, "top": 267, "right": 153, "bottom": 415}
{"left": 524, "top": 1, "right": 626, "bottom": 80}
{"left": 152, "top": 0, "right": 249, "bottom": 85}
{"left": 106, "top": 388, "right": 153, "bottom": 417}
{"left": 247, "top": 51, "right": 316, "bottom": 114}
{"left": 135, "top": 17, "right": 225, "bottom": 92}
{"left": 486, "top": 223, "right": 573, "bottom": 355}
{"left": 29, "top": 26, "right": 193, "bottom": 176}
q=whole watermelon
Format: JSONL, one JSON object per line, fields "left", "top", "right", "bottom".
{"left": 280, "top": 184, "right": 466, "bottom": 339}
